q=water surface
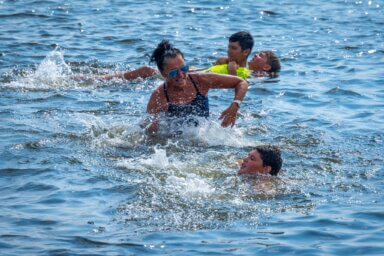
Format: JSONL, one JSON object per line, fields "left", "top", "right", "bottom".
{"left": 1, "top": 0, "right": 384, "bottom": 255}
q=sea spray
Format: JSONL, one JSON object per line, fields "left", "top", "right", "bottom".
{"left": 8, "top": 49, "right": 73, "bottom": 90}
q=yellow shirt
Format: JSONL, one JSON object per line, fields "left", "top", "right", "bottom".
{"left": 206, "top": 64, "right": 250, "bottom": 79}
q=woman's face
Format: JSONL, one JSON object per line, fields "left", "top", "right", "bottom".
{"left": 238, "top": 149, "right": 270, "bottom": 175}
{"left": 162, "top": 54, "right": 188, "bottom": 89}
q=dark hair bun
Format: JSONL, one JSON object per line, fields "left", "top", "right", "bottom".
{"left": 150, "top": 40, "right": 184, "bottom": 71}
{"left": 150, "top": 40, "right": 173, "bottom": 63}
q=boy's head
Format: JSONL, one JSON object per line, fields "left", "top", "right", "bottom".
{"left": 227, "top": 31, "right": 254, "bottom": 64}
{"left": 238, "top": 145, "right": 282, "bottom": 176}
{"left": 248, "top": 51, "right": 281, "bottom": 76}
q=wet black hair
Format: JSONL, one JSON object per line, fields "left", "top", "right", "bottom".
{"left": 229, "top": 31, "right": 254, "bottom": 53}
{"left": 150, "top": 40, "right": 184, "bottom": 71}
{"left": 255, "top": 145, "right": 283, "bottom": 176}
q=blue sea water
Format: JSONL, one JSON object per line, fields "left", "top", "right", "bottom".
{"left": 1, "top": 0, "right": 384, "bottom": 255}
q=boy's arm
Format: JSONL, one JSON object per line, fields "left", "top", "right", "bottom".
{"left": 227, "top": 61, "right": 238, "bottom": 76}
{"left": 214, "top": 56, "right": 229, "bottom": 65}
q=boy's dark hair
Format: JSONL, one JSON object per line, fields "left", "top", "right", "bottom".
{"left": 150, "top": 40, "right": 184, "bottom": 71}
{"left": 255, "top": 145, "right": 282, "bottom": 176}
{"left": 229, "top": 31, "right": 254, "bottom": 54}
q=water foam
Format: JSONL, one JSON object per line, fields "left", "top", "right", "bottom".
{"left": 116, "top": 145, "right": 216, "bottom": 194}
{"left": 156, "top": 117, "right": 258, "bottom": 148}
{"left": 71, "top": 112, "right": 147, "bottom": 149}
{"left": 165, "top": 173, "right": 215, "bottom": 195}
{"left": 142, "top": 146, "right": 170, "bottom": 168}
{"left": 8, "top": 50, "right": 74, "bottom": 90}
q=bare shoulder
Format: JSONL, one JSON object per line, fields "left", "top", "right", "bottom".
{"left": 215, "top": 56, "right": 229, "bottom": 65}
{"left": 147, "top": 84, "right": 167, "bottom": 113}
{"left": 188, "top": 73, "right": 210, "bottom": 95}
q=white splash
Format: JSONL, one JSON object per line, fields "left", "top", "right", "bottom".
{"left": 165, "top": 173, "right": 215, "bottom": 195}
{"left": 142, "top": 146, "right": 170, "bottom": 168}
{"left": 175, "top": 118, "right": 257, "bottom": 148}
{"left": 8, "top": 49, "right": 73, "bottom": 89}
{"left": 115, "top": 145, "right": 170, "bottom": 172}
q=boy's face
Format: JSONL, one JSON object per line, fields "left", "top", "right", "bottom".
{"left": 227, "top": 41, "right": 249, "bottom": 64}
{"left": 238, "top": 149, "right": 270, "bottom": 175}
{"left": 248, "top": 52, "right": 271, "bottom": 72}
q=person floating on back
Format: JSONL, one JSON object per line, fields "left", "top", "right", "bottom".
{"left": 93, "top": 31, "right": 280, "bottom": 81}
{"left": 213, "top": 31, "right": 281, "bottom": 78}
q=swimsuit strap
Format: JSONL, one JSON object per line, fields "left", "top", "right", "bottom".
{"left": 188, "top": 74, "right": 201, "bottom": 95}
{"left": 164, "top": 76, "right": 200, "bottom": 103}
{"left": 163, "top": 82, "right": 170, "bottom": 102}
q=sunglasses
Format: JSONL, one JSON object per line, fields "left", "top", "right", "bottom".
{"left": 168, "top": 65, "right": 189, "bottom": 78}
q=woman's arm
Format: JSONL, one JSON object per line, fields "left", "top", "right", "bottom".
{"left": 191, "top": 73, "right": 248, "bottom": 127}
{"left": 145, "top": 86, "right": 167, "bottom": 135}
{"left": 99, "top": 66, "right": 158, "bottom": 80}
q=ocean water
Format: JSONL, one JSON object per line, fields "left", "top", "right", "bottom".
{"left": 1, "top": 0, "right": 384, "bottom": 255}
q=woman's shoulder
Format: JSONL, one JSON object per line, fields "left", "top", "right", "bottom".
{"left": 148, "top": 84, "right": 168, "bottom": 113}
{"left": 151, "top": 83, "right": 166, "bottom": 98}
{"left": 187, "top": 73, "right": 210, "bottom": 95}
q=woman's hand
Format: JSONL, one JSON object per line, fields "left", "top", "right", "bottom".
{"left": 219, "top": 102, "right": 239, "bottom": 127}
{"left": 146, "top": 121, "right": 159, "bottom": 135}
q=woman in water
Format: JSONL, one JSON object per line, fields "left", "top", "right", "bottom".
{"left": 145, "top": 40, "right": 248, "bottom": 134}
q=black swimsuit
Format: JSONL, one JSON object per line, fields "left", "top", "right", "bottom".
{"left": 164, "top": 75, "right": 209, "bottom": 119}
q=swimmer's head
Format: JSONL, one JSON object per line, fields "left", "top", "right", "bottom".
{"left": 151, "top": 40, "right": 188, "bottom": 88}
{"left": 227, "top": 31, "right": 254, "bottom": 63}
{"left": 151, "top": 40, "right": 185, "bottom": 72}
{"left": 238, "top": 145, "right": 282, "bottom": 176}
{"left": 248, "top": 51, "right": 281, "bottom": 77}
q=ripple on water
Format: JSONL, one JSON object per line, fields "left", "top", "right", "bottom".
{"left": 117, "top": 38, "right": 143, "bottom": 45}
{"left": 0, "top": 12, "right": 50, "bottom": 19}
{"left": 260, "top": 10, "right": 279, "bottom": 16}
{"left": 350, "top": 211, "right": 384, "bottom": 222}
{"left": 325, "top": 87, "right": 364, "bottom": 98}
{"left": 349, "top": 111, "right": 375, "bottom": 119}
{"left": 0, "top": 167, "right": 53, "bottom": 177}
{"left": 0, "top": 241, "right": 13, "bottom": 249}
{"left": 13, "top": 217, "right": 58, "bottom": 226}
{"left": 15, "top": 181, "right": 59, "bottom": 192}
